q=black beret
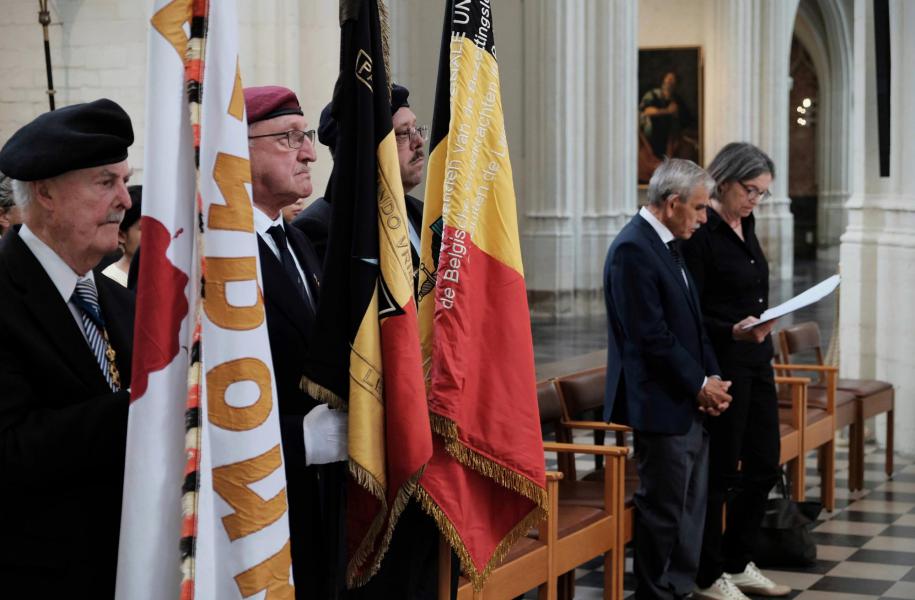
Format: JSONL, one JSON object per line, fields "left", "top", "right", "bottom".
{"left": 318, "top": 83, "right": 412, "bottom": 155}
{"left": 391, "top": 84, "right": 410, "bottom": 113}
{"left": 317, "top": 102, "right": 337, "bottom": 153}
{"left": 0, "top": 98, "right": 134, "bottom": 182}
{"left": 121, "top": 185, "right": 142, "bottom": 231}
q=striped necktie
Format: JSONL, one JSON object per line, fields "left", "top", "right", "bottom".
{"left": 71, "top": 278, "right": 121, "bottom": 391}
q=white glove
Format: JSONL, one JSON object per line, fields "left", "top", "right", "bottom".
{"left": 302, "top": 404, "right": 348, "bottom": 466}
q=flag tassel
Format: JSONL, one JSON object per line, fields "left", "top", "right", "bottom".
{"left": 429, "top": 413, "right": 548, "bottom": 511}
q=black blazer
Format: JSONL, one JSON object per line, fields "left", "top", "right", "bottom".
{"left": 603, "top": 213, "right": 720, "bottom": 434}
{"left": 0, "top": 230, "right": 133, "bottom": 596}
{"left": 293, "top": 194, "right": 424, "bottom": 270}
{"left": 681, "top": 208, "right": 773, "bottom": 369}
{"left": 257, "top": 224, "right": 336, "bottom": 596}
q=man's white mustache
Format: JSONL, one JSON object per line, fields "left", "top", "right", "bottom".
{"left": 106, "top": 212, "right": 125, "bottom": 224}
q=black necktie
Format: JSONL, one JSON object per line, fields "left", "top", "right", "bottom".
{"left": 667, "top": 239, "right": 689, "bottom": 288}
{"left": 667, "top": 239, "right": 684, "bottom": 269}
{"left": 267, "top": 225, "right": 311, "bottom": 308}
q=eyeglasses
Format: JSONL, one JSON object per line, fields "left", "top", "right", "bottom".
{"left": 248, "top": 129, "right": 316, "bottom": 150}
{"left": 736, "top": 180, "right": 771, "bottom": 202}
{"left": 395, "top": 125, "right": 429, "bottom": 147}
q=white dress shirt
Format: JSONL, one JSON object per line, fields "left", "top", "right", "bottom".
{"left": 19, "top": 224, "right": 95, "bottom": 343}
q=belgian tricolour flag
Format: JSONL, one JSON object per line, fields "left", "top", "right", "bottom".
{"left": 301, "top": 0, "right": 432, "bottom": 589}
{"left": 415, "top": 0, "right": 548, "bottom": 588}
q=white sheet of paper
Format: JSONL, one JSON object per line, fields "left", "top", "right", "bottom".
{"left": 741, "top": 274, "right": 841, "bottom": 330}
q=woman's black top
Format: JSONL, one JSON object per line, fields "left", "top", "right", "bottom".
{"left": 681, "top": 207, "right": 773, "bottom": 368}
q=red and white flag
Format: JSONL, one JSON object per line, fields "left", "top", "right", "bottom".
{"left": 117, "top": 0, "right": 294, "bottom": 598}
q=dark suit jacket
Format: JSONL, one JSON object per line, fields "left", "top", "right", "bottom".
{"left": 293, "top": 194, "right": 424, "bottom": 269}
{"left": 603, "top": 213, "right": 720, "bottom": 434}
{"left": 0, "top": 230, "right": 133, "bottom": 597}
{"left": 257, "top": 225, "right": 336, "bottom": 597}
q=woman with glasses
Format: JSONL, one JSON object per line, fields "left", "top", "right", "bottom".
{"left": 682, "top": 142, "right": 791, "bottom": 600}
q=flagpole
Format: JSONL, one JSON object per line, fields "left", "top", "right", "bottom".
{"left": 37, "top": 0, "right": 55, "bottom": 111}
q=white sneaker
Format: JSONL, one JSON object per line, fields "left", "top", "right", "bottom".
{"left": 694, "top": 573, "right": 750, "bottom": 600}
{"left": 727, "top": 562, "right": 791, "bottom": 597}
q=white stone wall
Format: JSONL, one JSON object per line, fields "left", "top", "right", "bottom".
{"left": 0, "top": 0, "right": 340, "bottom": 193}
{"left": 0, "top": 0, "right": 149, "bottom": 172}
{"left": 840, "top": 0, "right": 915, "bottom": 455}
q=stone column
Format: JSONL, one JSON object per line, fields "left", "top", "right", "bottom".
{"left": 840, "top": 0, "right": 915, "bottom": 452}
{"left": 520, "top": 0, "right": 586, "bottom": 315}
{"left": 521, "top": 0, "right": 637, "bottom": 316}
{"left": 704, "top": 0, "right": 797, "bottom": 282}
{"left": 577, "top": 0, "right": 638, "bottom": 314}
{"left": 755, "top": 0, "right": 798, "bottom": 282}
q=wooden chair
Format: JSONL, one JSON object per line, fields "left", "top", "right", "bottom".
{"left": 775, "top": 375, "right": 809, "bottom": 500}
{"left": 778, "top": 322, "right": 895, "bottom": 491}
{"left": 774, "top": 361, "right": 837, "bottom": 511}
{"left": 539, "top": 379, "right": 629, "bottom": 600}
{"left": 441, "top": 471, "right": 562, "bottom": 600}
{"left": 551, "top": 368, "right": 636, "bottom": 547}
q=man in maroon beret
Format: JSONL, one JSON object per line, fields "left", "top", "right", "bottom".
{"left": 244, "top": 85, "right": 347, "bottom": 598}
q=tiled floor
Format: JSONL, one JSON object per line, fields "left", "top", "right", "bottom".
{"left": 533, "top": 444, "right": 915, "bottom": 599}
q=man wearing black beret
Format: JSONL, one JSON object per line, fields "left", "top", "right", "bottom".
{"left": 0, "top": 98, "right": 136, "bottom": 597}
{"left": 293, "top": 83, "right": 428, "bottom": 276}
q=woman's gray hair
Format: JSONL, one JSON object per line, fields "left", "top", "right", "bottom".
{"left": 706, "top": 142, "right": 775, "bottom": 185}
{"left": 647, "top": 158, "right": 715, "bottom": 207}
{"left": 10, "top": 179, "right": 35, "bottom": 209}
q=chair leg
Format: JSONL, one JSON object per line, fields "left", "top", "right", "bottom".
{"left": 557, "top": 571, "right": 573, "bottom": 600}
{"left": 886, "top": 408, "right": 894, "bottom": 480}
{"left": 847, "top": 423, "right": 858, "bottom": 492}
{"left": 603, "top": 550, "right": 614, "bottom": 600}
{"left": 852, "top": 419, "right": 866, "bottom": 492}
{"left": 822, "top": 441, "right": 835, "bottom": 512}
{"left": 790, "top": 456, "right": 805, "bottom": 501}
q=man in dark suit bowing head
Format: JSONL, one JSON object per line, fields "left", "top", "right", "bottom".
{"left": 0, "top": 98, "right": 136, "bottom": 597}
{"left": 603, "top": 158, "right": 732, "bottom": 599}
{"left": 245, "top": 85, "right": 347, "bottom": 598}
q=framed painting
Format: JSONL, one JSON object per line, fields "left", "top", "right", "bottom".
{"left": 638, "top": 46, "right": 703, "bottom": 185}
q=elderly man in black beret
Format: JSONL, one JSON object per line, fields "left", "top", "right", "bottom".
{"left": 292, "top": 83, "right": 428, "bottom": 271}
{"left": 243, "top": 84, "right": 349, "bottom": 598}
{"left": 0, "top": 98, "right": 136, "bottom": 597}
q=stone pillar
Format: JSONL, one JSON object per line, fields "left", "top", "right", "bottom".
{"left": 704, "top": 0, "right": 797, "bottom": 282}
{"left": 520, "top": 0, "right": 584, "bottom": 315}
{"left": 521, "top": 0, "right": 637, "bottom": 316}
{"left": 755, "top": 0, "right": 798, "bottom": 282}
{"left": 840, "top": 0, "right": 915, "bottom": 453}
{"left": 577, "top": 0, "right": 638, "bottom": 313}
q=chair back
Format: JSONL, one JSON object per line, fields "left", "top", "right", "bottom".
{"left": 537, "top": 379, "right": 576, "bottom": 477}
{"left": 778, "top": 321, "right": 826, "bottom": 385}
{"left": 554, "top": 366, "right": 606, "bottom": 421}
{"left": 537, "top": 379, "right": 565, "bottom": 428}
{"left": 778, "top": 321, "right": 825, "bottom": 362}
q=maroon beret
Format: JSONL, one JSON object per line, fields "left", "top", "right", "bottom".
{"left": 244, "top": 86, "right": 303, "bottom": 124}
